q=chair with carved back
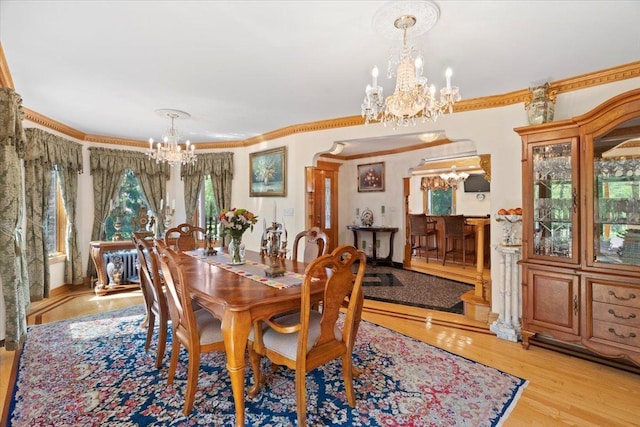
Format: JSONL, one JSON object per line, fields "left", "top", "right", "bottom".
{"left": 291, "top": 226, "right": 329, "bottom": 263}
{"left": 441, "top": 215, "right": 475, "bottom": 267}
{"left": 164, "top": 223, "right": 206, "bottom": 252}
{"left": 154, "top": 239, "right": 225, "bottom": 415}
{"left": 133, "top": 232, "right": 169, "bottom": 369}
{"left": 409, "top": 214, "right": 438, "bottom": 262}
{"left": 248, "top": 244, "right": 366, "bottom": 426}
{"left": 332, "top": 245, "right": 366, "bottom": 365}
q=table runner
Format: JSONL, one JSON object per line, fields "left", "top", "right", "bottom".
{"left": 186, "top": 251, "right": 304, "bottom": 289}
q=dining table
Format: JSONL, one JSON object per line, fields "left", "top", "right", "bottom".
{"left": 178, "top": 248, "right": 323, "bottom": 426}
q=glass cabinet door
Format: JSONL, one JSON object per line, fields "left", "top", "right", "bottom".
{"left": 531, "top": 141, "right": 577, "bottom": 261}
{"left": 592, "top": 131, "right": 640, "bottom": 267}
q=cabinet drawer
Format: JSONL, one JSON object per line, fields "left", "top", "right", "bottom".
{"left": 592, "top": 283, "right": 640, "bottom": 309}
{"left": 592, "top": 319, "right": 640, "bottom": 348}
{"left": 592, "top": 301, "right": 640, "bottom": 327}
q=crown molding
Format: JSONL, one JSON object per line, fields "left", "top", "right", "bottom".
{"left": 24, "top": 108, "right": 86, "bottom": 140}
{"left": 0, "top": 41, "right": 15, "bottom": 89}
{"left": 552, "top": 61, "right": 640, "bottom": 93}
{"left": 244, "top": 116, "right": 365, "bottom": 146}
{"left": 325, "top": 138, "right": 453, "bottom": 161}
{"left": 84, "top": 134, "right": 148, "bottom": 148}
{"left": 170, "top": 116, "right": 366, "bottom": 150}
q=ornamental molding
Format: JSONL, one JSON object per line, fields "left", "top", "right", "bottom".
{"left": 7, "top": 60, "right": 640, "bottom": 153}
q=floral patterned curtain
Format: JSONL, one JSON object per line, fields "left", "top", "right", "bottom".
{"left": 23, "top": 128, "right": 84, "bottom": 300}
{"left": 181, "top": 152, "right": 234, "bottom": 225}
{"left": 88, "top": 147, "right": 170, "bottom": 277}
{"left": 23, "top": 144, "right": 51, "bottom": 300}
{"left": 0, "top": 88, "right": 28, "bottom": 350}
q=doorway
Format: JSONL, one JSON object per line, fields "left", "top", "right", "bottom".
{"left": 305, "top": 161, "right": 340, "bottom": 252}
{"left": 405, "top": 154, "right": 493, "bottom": 321}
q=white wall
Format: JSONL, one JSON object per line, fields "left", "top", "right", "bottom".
{"left": 31, "top": 78, "right": 640, "bottom": 306}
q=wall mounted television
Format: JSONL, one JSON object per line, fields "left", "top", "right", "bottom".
{"left": 464, "top": 173, "right": 490, "bottom": 193}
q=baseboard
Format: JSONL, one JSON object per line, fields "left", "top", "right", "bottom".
{"left": 1, "top": 343, "right": 22, "bottom": 427}
{"left": 531, "top": 335, "right": 640, "bottom": 375}
{"left": 362, "top": 300, "right": 491, "bottom": 334}
{"left": 49, "top": 284, "right": 74, "bottom": 297}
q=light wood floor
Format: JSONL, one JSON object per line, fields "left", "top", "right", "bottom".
{"left": 2, "top": 287, "right": 639, "bottom": 426}
{"left": 409, "top": 255, "right": 491, "bottom": 285}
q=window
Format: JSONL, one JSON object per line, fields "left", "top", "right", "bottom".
{"left": 46, "top": 170, "right": 66, "bottom": 258}
{"left": 428, "top": 188, "right": 454, "bottom": 215}
{"left": 104, "top": 170, "right": 150, "bottom": 240}
{"left": 197, "top": 175, "right": 219, "bottom": 231}
{"left": 324, "top": 177, "right": 332, "bottom": 229}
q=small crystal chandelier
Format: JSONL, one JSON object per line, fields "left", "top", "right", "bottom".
{"left": 147, "top": 109, "right": 197, "bottom": 167}
{"left": 440, "top": 166, "right": 469, "bottom": 187}
{"left": 361, "top": 2, "right": 461, "bottom": 128}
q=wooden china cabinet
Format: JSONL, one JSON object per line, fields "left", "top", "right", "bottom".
{"left": 516, "top": 89, "right": 640, "bottom": 369}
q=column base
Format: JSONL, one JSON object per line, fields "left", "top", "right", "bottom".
{"left": 461, "top": 290, "right": 490, "bottom": 323}
{"left": 490, "top": 320, "right": 521, "bottom": 342}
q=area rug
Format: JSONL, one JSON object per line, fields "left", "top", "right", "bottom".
{"left": 7, "top": 305, "right": 527, "bottom": 426}
{"left": 361, "top": 265, "right": 474, "bottom": 314}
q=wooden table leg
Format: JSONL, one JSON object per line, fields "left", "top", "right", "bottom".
{"left": 221, "top": 310, "right": 252, "bottom": 427}
{"left": 371, "top": 231, "right": 378, "bottom": 265}
{"left": 474, "top": 223, "right": 486, "bottom": 299}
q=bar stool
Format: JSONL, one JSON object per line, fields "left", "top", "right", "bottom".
{"left": 442, "top": 215, "right": 475, "bottom": 267}
{"left": 409, "top": 214, "right": 438, "bottom": 262}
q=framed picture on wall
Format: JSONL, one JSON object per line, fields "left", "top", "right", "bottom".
{"left": 357, "top": 162, "right": 385, "bottom": 192}
{"left": 249, "top": 146, "right": 287, "bottom": 197}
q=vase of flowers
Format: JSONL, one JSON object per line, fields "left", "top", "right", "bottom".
{"left": 218, "top": 208, "right": 258, "bottom": 264}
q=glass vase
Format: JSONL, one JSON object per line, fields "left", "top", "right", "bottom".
{"left": 228, "top": 235, "right": 246, "bottom": 264}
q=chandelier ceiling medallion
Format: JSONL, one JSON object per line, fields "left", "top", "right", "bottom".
{"left": 147, "top": 109, "right": 197, "bottom": 167}
{"left": 361, "top": 1, "right": 461, "bottom": 129}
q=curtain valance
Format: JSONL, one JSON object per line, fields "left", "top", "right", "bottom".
{"left": 420, "top": 176, "right": 457, "bottom": 191}
{"left": 0, "top": 88, "right": 26, "bottom": 153}
{"left": 89, "top": 146, "right": 170, "bottom": 179}
{"left": 24, "top": 128, "right": 84, "bottom": 173}
{"left": 180, "top": 152, "right": 234, "bottom": 179}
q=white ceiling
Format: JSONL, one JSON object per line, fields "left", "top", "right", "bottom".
{"left": 1, "top": 0, "right": 639, "bottom": 157}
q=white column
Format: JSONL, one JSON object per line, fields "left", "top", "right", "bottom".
{"left": 490, "top": 244, "right": 522, "bottom": 342}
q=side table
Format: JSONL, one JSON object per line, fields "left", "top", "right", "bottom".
{"left": 346, "top": 225, "right": 399, "bottom": 266}
{"left": 90, "top": 240, "right": 140, "bottom": 296}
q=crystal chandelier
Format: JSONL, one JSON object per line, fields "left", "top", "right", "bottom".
{"left": 440, "top": 166, "right": 469, "bottom": 187}
{"left": 147, "top": 109, "right": 197, "bottom": 166}
{"left": 361, "top": 3, "right": 461, "bottom": 128}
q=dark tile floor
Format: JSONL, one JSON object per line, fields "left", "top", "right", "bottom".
{"left": 360, "top": 265, "right": 473, "bottom": 314}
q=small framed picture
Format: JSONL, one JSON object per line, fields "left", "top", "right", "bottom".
{"left": 249, "top": 146, "right": 287, "bottom": 197}
{"left": 357, "top": 162, "right": 385, "bottom": 192}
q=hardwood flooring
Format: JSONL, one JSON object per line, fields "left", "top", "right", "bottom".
{"left": 2, "top": 287, "right": 639, "bottom": 426}
{"left": 409, "top": 255, "right": 491, "bottom": 286}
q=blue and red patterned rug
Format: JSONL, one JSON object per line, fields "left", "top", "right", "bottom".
{"left": 7, "top": 305, "right": 527, "bottom": 426}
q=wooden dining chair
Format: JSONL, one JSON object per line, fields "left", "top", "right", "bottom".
{"left": 332, "top": 245, "right": 366, "bottom": 362}
{"left": 248, "top": 244, "right": 366, "bottom": 426}
{"left": 133, "top": 232, "right": 169, "bottom": 369}
{"left": 441, "top": 215, "right": 475, "bottom": 267}
{"left": 291, "top": 226, "right": 329, "bottom": 262}
{"left": 154, "top": 239, "right": 225, "bottom": 415}
{"left": 164, "top": 223, "right": 206, "bottom": 252}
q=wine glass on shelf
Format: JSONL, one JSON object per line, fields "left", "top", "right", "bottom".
{"left": 534, "top": 158, "right": 551, "bottom": 181}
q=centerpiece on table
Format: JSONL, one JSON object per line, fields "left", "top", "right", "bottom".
{"left": 218, "top": 208, "right": 258, "bottom": 264}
